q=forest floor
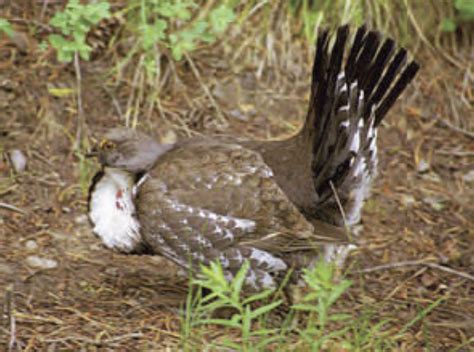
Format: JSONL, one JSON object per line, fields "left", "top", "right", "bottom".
{"left": 1, "top": 3, "right": 473, "bottom": 351}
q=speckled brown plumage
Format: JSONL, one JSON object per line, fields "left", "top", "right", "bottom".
{"left": 88, "top": 25, "right": 419, "bottom": 290}
{"left": 137, "top": 140, "right": 337, "bottom": 289}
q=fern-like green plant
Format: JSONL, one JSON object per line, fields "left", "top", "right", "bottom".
{"left": 182, "top": 261, "right": 282, "bottom": 351}
{"left": 48, "top": 0, "right": 111, "bottom": 62}
{"left": 181, "top": 255, "right": 412, "bottom": 350}
{"left": 122, "top": 0, "right": 236, "bottom": 80}
{"left": 292, "top": 260, "right": 352, "bottom": 351}
{"left": 133, "top": 0, "right": 236, "bottom": 61}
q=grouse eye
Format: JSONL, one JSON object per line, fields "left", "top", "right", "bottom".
{"left": 99, "top": 139, "right": 116, "bottom": 151}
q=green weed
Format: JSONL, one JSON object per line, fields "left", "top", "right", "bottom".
{"left": 292, "top": 260, "right": 353, "bottom": 351}
{"left": 181, "top": 261, "right": 282, "bottom": 351}
{"left": 74, "top": 140, "right": 95, "bottom": 197}
{"left": 121, "top": 0, "right": 237, "bottom": 80}
{"left": 289, "top": 0, "right": 364, "bottom": 42}
{"left": 441, "top": 0, "right": 474, "bottom": 32}
{"left": 48, "top": 0, "right": 111, "bottom": 63}
{"left": 180, "top": 259, "right": 371, "bottom": 351}
{"left": 0, "top": 18, "right": 13, "bottom": 38}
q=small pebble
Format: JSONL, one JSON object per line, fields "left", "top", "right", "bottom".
{"left": 105, "top": 267, "right": 118, "bottom": 275}
{"left": 423, "top": 196, "right": 445, "bottom": 211}
{"left": 25, "top": 255, "right": 58, "bottom": 269}
{"left": 75, "top": 214, "right": 89, "bottom": 225}
{"left": 421, "top": 172, "right": 441, "bottom": 183}
{"left": 177, "top": 268, "right": 187, "bottom": 277}
{"left": 462, "top": 169, "right": 474, "bottom": 183}
{"left": 416, "top": 159, "right": 430, "bottom": 173}
{"left": 401, "top": 194, "right": 416, "bottom": 207}
{"left": 352, "top": 224, "right": 364, "bottom": 236}
{"left": 0, "top": 263, "right": 13, "bottom": 275}
{"left": 160, "top": 130, "right": 177, "bottom": 144}
{"left": 25, "top": 240, "right": 38, "bottom": 251}
{"left": 89, "top": 243, "right": 103, "bottom": 251}
{"left": 229, "top": 109, "right": 249, "bottom": 121}
{"left": 8, "top": 149, "right": 27, "bottom": 173}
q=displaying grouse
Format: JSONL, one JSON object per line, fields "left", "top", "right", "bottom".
{"left": 88, "top": 25, "right": 419, "bottom": 290}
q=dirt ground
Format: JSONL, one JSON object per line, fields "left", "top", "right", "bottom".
{"left": 1, "top": 5, "right": 473, "bottom": 352}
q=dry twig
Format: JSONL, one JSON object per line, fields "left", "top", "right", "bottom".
{"left": 74, "top": 52, "right": 86, "bottom": 149}
{"left": 0, "top": 202, "right": 27, "bottom": 215}
{"left": 329, "top": 180, "right": 352, "bottom": 242}
{"left": 184, "top": 53, "right": 227, "bottom": 126}
{"left": 436, "top": 117, "right": 474, "bottom": 140}
{"left": 355, "top": 260, "right": 474, "bottom": 282}
{"left": 5, "top": 285, "right": 17, "bottom": 352}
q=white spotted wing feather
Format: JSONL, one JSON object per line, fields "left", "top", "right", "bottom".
{"left": 135, "top": 142, "right": 317, "bottom": 290}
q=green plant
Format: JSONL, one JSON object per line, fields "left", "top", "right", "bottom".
{"left": 0, "top": 18, "right": 13, "bottom": 37}
{"left": 132, "top": 0, "right": 235, "bottom": 60}
{"left": 75, "top": 149, "right": 95, "bottom": 197}
{"left": 181, "top": 258, "right": 359, "bottom": 351}
{"left": 48, "top": 0, "right": 111, "bottom": 62}
{"left": 120, "top": 0, "right": 236, "bottom": 81}
{"left": 111, "top": 0, "right": 238, "bottom": 126}
{"left": 181, "top": 261, "right": 283, "bottom": 351}
{"left": 292, "top": 260, "right": 352, "bottom": 351}
{"left": 47, "top": 0, "right": 111, "bottom": 150}
{"left": 396, "top": 296, "right": 445, "bottom": 338}
{"left": 441, "top": 0, "right": 474, "bottom": 32}
{"left": 346, "top": 309, "right": 394, "bottom": 351}
{"left": 288, "top": 0, "right": 364, "bottom": 43}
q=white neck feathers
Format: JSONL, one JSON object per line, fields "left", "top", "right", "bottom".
{"left": 88, "top": 168, "right": 141, "bottom": 253}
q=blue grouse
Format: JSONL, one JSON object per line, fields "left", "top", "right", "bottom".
{"left": 88, "top": 25, "right": 419, "bottom": 290}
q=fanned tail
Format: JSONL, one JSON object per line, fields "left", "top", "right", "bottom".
{"left": 303, "top": 25, "right": 419, "bottom": 226}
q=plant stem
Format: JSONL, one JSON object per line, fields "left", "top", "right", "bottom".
{"left": 74, "top": 51, "right": 85, "bottom": 150}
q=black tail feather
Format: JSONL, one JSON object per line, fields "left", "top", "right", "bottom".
{"left": 310, "top": 26, "right": 350, "bottom": 164}
{"left": 309, "top": 30, "right": 329, "bottom": 102}
{"left": 366, "top": 48, "right": 407, "bottom": 118}
{"left": 353, "top": 31, "right": 381, "bottom": 85}
{"left": 346, "top": 25, "right": 367, "bottom": 81}
{"left": 302, "top": 24, "right": 419, "bottom": 225}
{"left": 375, "top": 61, "right": 420, "bottom": 125}
{"left": 362, "top": 38, "right": 395, "bottom": 98}
{"left": 316, "top": 25, "right": 350, "bottom": 150}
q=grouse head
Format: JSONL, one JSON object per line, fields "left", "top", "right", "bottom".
{"left": 92, "top": 128, "right": 172, "bottom": 174}
{"left": 87, "top": 128, "right": 174, "bottom": 254}
{"left": 86, "top": 25, "right": 419, "bottom": 291}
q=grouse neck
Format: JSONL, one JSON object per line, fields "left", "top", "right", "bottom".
{"left": 88, "top": 168, "right": 142, "bottom": 253}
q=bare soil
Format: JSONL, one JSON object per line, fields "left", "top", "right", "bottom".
{"left": 1, "top": 4, "right": 473, "bottom": 351}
